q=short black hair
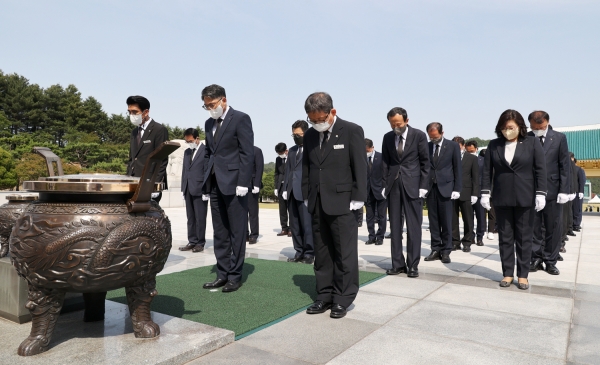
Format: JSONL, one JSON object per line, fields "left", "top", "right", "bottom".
{"left": 528, "top": 110, "right": 550, "bottom": 124}
{"left": 479, "top": 149, "right": 486, "bottom": 157}
{"left": 365, "top": 138, "right": 374, "bottom": 148}
{"left": 465, "top": 140, "right": 478, "bottom": 149}
{"left": 201, "top": 84, "right": 226, "bottom": 100}
{"left": 292, "top": 120, "right": 309, "bottom": 132}
{"left": 426, "top": 122, "right": 443, "bottom": 134}
{"left": 126, "top": 95, "right": 150, "bottom": 111}
{"left": 304, "top": 92, "right": 333, "bottom": 114}
{"left": 387, "top": 107, "right": 408, "bottom": 121}
{"left": 275, "top": 142, "right": 287, "bottom": 153}
{"left": 452, "top": 136, "right": 465, "bottom": 146}
{"left": 495, "top": 109, "right": 528, "bottom": 139}
{"left": 184, "top": 128, "right": 199, "bottom": 139}
{"left": 569, "top": 151, "right": 575, "bottom": 159}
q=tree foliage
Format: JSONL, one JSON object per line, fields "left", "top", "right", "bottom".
{"left": 0, "top": 147, "right": 18, "bottom": 189}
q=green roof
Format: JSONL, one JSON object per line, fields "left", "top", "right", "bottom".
{"left": 562, "top": 129, "right": 600, "bottom": 160}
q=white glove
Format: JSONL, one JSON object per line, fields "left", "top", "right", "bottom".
{"left": 236, "top": 186, "right": 249, "bottom": 197}
{"left": 381, "top": 188, "right": 385, "bottom": 197}
{"left": 579, "top": 193, "right": 584, "bottom": 199}
{"left": 202, "top": 194, "right": 210, "bottom": 201}
{"left": 304, "top": 199, "right": 308, "bottom": 207}
{"left": 535, "top": 195, "right": 546, "bottom": 212}
{"left": 419, "top": 189, "right": 428, "bottom": 198}
{"left": 451, "top": 191, "right": 460, "bottom": 200}
{"left": 252, "top": 186, "right": 260, "bottom": 194}
{"left": 568, "top": 193, "right": 576, "bottom": 201}
{"left": 282, "top": 191, "right": 288, "bottom": 200}
{"left": 151, "top": 192, "right": 160, "bottom": 199}
{"left": 274, "top": 189, "right": 278, "bottom": 196}
{"left": 350, "top": 201, "right": 364, "bottom": 210}
{"left": 480, "top": 194, "right": 491, "bottom": 211}
{"left": 557, "top": 193, "right": 569, "bottom": 204}
{"left": 471, "top": 196, "right": 478, "bottom": 205}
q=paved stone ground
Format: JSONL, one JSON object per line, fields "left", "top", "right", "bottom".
{"left": 157, "top": 206, "right": 600, "bottom": 365}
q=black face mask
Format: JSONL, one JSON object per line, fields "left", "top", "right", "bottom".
{"left": 293, "top": 135, "right": 303, "bottom": 146}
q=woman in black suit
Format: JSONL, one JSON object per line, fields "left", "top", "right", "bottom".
{"left": 480, "top": 110, "right": 547, "bottom": 290}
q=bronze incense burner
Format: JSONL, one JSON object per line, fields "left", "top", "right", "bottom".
{"left": 0, "top": 195, "right": 37, "bottom": 258}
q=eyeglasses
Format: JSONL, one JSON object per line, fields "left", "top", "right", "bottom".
{"left": 306, "top": 112, "right": 330, "bottom": 124}
{"left": 126, "top": 110, "right": 146, "bottom": 116}
{"left": 202, "top": 98, "right": 223, "bottom": 110}
{"left": 291, "top": 133, "right": 304, "bottom": 138}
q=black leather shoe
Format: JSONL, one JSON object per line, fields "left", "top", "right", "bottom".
{"left": 301, "top": 256, "right": 315, "bottom": 264}
{"left": 441, "top": 254, "right": 451, "bottom": 263}
{"left": 330, "top": 304, "right": 347, "bottom": 319}
{"left": 424, "top": 251, "right": 441, "bottom": 261}
{"left": 565, "top": 237, "right": 569, "bottom": 242}
{"left": 567, "top": 231, "right": 576, "bottom": 237}
{"left": 375, "top": 240, "right": 383, "bottom": 246}
{"left": 357, "top": 222, "right": 363, "bottom": 227}
{"left": 287, "top": 256, "right": 303, "bottom": 263}
{"left": 203, "top": 278, "right": 227, "bottom": 289}
{"left": 192, "top": 245, "right": 204, "bottom": 253}
{"left": 476, "top": 240, "right": 484, "bottom": 246}
{"left": 365, "top": 239, "right": 375, "bottom": 245}
{"left": 557, "top": 254, "right": 564, "bottom": 261}
{"left": 222, "top": 281, "right": 242, "bottom": 292}
{"left": 306, "top": 300, "right": 332, "bottom": 314}
{"left": 573, "top": 227, "right": 581, "bottom": 232}
{"left": 529, "top": 259, "right": 543, "bottom": 272}
{"left": 407, "top": 267, "right": 419, "bottom": 278}
{"left": 560, "top": 246, "right": 566, "bottom": 253}
{"left": 386, "top": 267, "right": 407, "bottom": 275}
{"left": 248, "top": 238, "right": 258, "bottom": 244}
{"left": 462, "top": 246, "right": 471, "bottom": 253}
{"left": 277, "top": 230, "right": 289, "bottom": 236}
{"left": 545, "top": 264, "right": 560, "bottom": 275}
{"left": 385, "top": 233, "right": 391, "bottom": 239}
{"left": 452, "top": 244, "right": 460, "bottom": 251}
{"left": 179, "top": 243, "right": 195, "bottom": 251}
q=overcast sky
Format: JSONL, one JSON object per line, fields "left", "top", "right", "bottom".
{"left": 2, "top": 0, "right": 598, "bottom": 162}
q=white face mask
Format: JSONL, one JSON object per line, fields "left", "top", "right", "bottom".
{"left": 366, "top": 151, "right": 374, "bottom": 158}
{"left": 532, "top": 129, "right": 545, "bottom": 137}
{"left": 208, "top": 103, "right": 224, "bottom": 119}
{"left": 311, "top": 121, "right": 330, "bottom": 132}
{"left": 278, "top": 154, "right": 286, "bottom": 158}
{"left": 187, "top": 141, "right": 198, "bottom": 149}
{"left": 471, "top": 152, "right": 478, "bottom": 156}
{"left": 502, "top": 128, "right": 519, "bottom": 140}
{"left": 130, "top": 114, "right": 143, "bottom": 126}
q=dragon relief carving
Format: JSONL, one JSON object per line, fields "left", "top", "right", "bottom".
{"left": 0, "top": 202, "right": 30, "bottom": 258}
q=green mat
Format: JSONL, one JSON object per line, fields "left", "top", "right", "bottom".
{"left": 106, "top": 258, "right": 384, "bottom": 339}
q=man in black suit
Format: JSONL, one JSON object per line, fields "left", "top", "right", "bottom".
{"left": 451, "top": 137, "right": 479, "bottom": 252}
{"left": 282, "top": 120, "right": 314, "bottom": 264}
{"left": 247, "top": 146, "right": 264, "bottom": 244}
{"left": 201, "top": 84, "right": 254, "bottom": 293}
{"left": 560, "top": 153, "right": 578, "bottom": 253}
{"left": 364, "top": 138, "right": 387, "bottom": 245}
{"left": 572, "top": 154, "right": 586, "bottom": 232}
{"left": 274, "top": 143, "right": 290, "bottom": 236}
{"left": 528, "top": 111, "right": 569, "bottom": 275}
{"left": 302, "top": 92, "right": 367, "bottom": 319}
{"left": 381, "top": 107, "right": 430, "bottom": 278}
{"left": 126, "top": 95, "right": 169, "bottom": 202}
{"left": 465, "top": 140, "right": 485, "bottom": 246}
{"left": 425, "top": 123, "right": 462, "bottom": 264}
{"left": 179, "top": 128, "right": 208, "bottom": 253}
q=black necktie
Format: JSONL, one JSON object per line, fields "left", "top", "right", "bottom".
{"left": 190, "top": 148, "right": 195, "bottom": 164}
{"left": 213, "top": 118, "right": 223, "bottom": 146}
{"left": 539, "top": 136, "right": 544, "bottom": 146}
{"left": 321, "top": 131, "right": 330, "bottom": 153}
{"left": 368, "top": 156, "right": 373, "bottom": 172}
{"left": 397, "top": 136, "right": 404, "bottom": 159}
{"left": 296, "top": 147, "right": 302, "bottom": 164}
{"left": 433, "top": 144, "right": 439, "bottom": 165}
{"left": 136, "top": 126, "right": 143, "bottom": 146}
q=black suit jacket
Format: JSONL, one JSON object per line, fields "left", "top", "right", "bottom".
{"left": 477, "top": 155, "right": 484, "bottom": 196}
{"left": 250, "top": 146, "right": 264, "bottom": 189}
{"left": 274, "top": 156, "right": 287, "bottom": 191}
{"left": 459, "top": 152, "right": 480, "bottom": 201}
{"left": 482, "top": 136, "right": 547, "bottom": 207}
{"left": 569, "top": 160, "right": 578, "bottom": 194}
{"left": 576, "top": 165, "right": 586, "bottom": 194}
{"left": 527, "top": 129, "right": 569, "bottom": 200}
{"left": 181, "top": 143, "right": 207, "bottom": 196}
{"left": 302, "top": 118, "right": 367, "bottom": 216}
{"left": 202, "top": 107, "right": 254, "bottom": 195}
{"left": 127, "top": 119, "right": 170, "bottom": 187}
{"left": 367, "top": 151, "right": 385, "bottom": 201}
{"left": 381, "top": 126, "right": 430, "bottom": 199}
{"left": 284, "top": 145, "right": 304, "bottom": 201}
{"left": 427, "top": 138, "right": 462, "bottom": 198}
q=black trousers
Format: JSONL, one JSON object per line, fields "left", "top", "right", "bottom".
{"left": 473, "top": 198, "right": 486, "bottom": 241}
{"left": 452, "top": 199, "right": 474, "bottom": 246}
{"left": 427, "top": 184, "right": 453, "bottom": 254}
{"left": 210, "top": 175, "right": 248, "bottom": 283}
{"left": 288, "top": 196, "right": 314, "bottom": 259}
{"left": 565, "top": 200, "right": 574, "bottom": 235}
{"left": 247, "top": 192, "right": 259, "bottom": 240}
{"left": 389, "top": 178, "right": 423, "bottom": 269}
{"left": 312, "top": 194, "right": 359, "bottom": 308}
{"left": 356, "top": 208, "right": 364, "bottom": 224}
{"left": 532, "top": 199, "right": 562, "bottom": 265}
{"left": 277, "top": 187, "right": 289, "bottom": 230}
{"left": 487, "top": 205, "right": 497, "bottom": 233}
{"left": 573, "top": 196, "right": 583, "bottom": 228}
{"left": 184, "top": 190, "right": 208, "bottom": 247}
{"left": 496, "top": 206, "right": 535, "bottom": 278}
{"left": 366, "top": 189, "right": 387, "bottom": 241}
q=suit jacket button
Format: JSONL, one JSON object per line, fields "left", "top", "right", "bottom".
{"left": 135, "top": 158, "right": 137, "bottom": 160}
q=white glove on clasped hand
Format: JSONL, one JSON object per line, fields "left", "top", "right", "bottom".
{"left": 535, "top": 195, "right": 546, "bottom": 212}
{"left": 451, "top": 191, "right": 460, "bottom": 200}
{"left": 480, "top": 194, "right": 491, "bottom": 211}
{"left": 274, "top": 189, "right": 278, "bottom": 196}
{"left": 151, "top": 192, "right": 160, "bottom": 199}
{"left": 419, "top": 189, "right": 428, "bottom": 198}
{"left": 381, "top": 188, "right": 385, "bottom": 197}
{"left": 304, "top": 199, "right": 308, "bottom": 207}
{"left": 350, "top": 201, "right": 364, "bottom": 210}
{"left": 252, "top": 186, "right": 260, "bottom": 194}
{"left": 471, "top": 196, "right": 478, "bottom": 205}
{"left": 202, "top": 194, "right": 210, "bottom": 201}
{"left": 282, "top": 191, "right": 288, "bottom": 200}
{"left": 568, "top": 193, "right": 576, "bottom": 201}
{"left": 557, "top": 193, "right": 569, "bottom": 204}
{"left": 236, "top": 186, "right": 248, "bottom": 197}
{"left": 579, "top": 193, "right": 584, "bottom": 199}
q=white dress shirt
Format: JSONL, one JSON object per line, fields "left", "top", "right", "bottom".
{"left": 394, "top": 127, "right": 408, "bottom": 150}
{"left": 139, "top": 118, "right": 152, "bottom": 138}
{"left": 431, "top": 137, "right": 444, "bottom": 155}
{"left": 505, "top": 141, "right": 517, "bottom": 164}
{"left": 319, "top": 116, "right": 337, "bottom": 147}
